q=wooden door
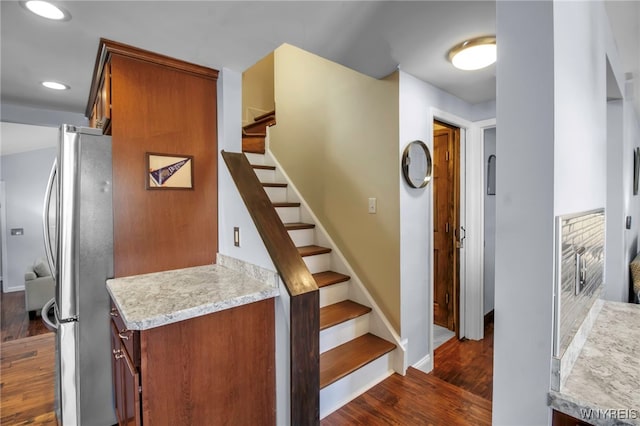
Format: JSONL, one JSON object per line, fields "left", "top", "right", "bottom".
{"left": 433, "top": 122, "right": 460, "bottom": 332}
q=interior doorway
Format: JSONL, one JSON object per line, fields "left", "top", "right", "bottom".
{"left": 433, "top": 120, "right": 460, "bottom": 339}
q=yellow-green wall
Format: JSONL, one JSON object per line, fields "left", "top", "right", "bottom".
{"left": 242, "top": 52, "right": 275, "bottom": 125}
{"left": 270, "top": 44, "right": 401, "bottom": 331}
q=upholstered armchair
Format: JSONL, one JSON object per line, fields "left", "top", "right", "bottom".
{"left": 24, "top": 259, "right": 55, "bottom": 319}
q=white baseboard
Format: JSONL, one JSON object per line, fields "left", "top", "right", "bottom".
{"left": 3, "top": 285, "right": 25, "bottom": 293}
{"left": 412, "top": 353, "right": 433, "bottom": 374}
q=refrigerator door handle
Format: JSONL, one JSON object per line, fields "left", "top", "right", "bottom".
{"left": 41, "top": 297, "right": 58, "bottom": 331}
{"left": 43, "top": 159, "right": 57, "bottom": 277}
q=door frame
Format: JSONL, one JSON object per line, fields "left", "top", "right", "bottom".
{"left": 429, "top": 109, "right": 496, "bottom": 352}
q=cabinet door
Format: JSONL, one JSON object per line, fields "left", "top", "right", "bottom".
{"left": 122, "top": 345, "right": 142, "bottom": 426}
{"left": 111, "top": 320, "right": 142, "bottom": 426}
{"left": 110, "top": 320, "right": 127, "bottom": 424}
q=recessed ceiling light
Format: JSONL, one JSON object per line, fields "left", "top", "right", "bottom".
{"left": 42, "top": 81, "right": 69, "bottom": 90}
{"left": 448, "top": 36, "right": 496, "bottom": 71}
{"left": 21, "top": 1, "right": 71, "bottom": 21}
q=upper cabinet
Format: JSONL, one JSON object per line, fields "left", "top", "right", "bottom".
{"left": 88, "top": 60, "right": 111, "bottom": 133}
{"left": 86, "top": 39, "right": 220, "bottom": 278}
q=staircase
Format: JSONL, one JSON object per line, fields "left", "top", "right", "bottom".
{"left": 241, "top": 114, "right": 399, "bottom": 418}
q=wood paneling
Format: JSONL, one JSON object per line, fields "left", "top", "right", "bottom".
{"left": 111, "top": 54, "right": 218, "bottom": 277}
{"left": 140, "top": 299, "right": 275, "bottom": 425}
{"left": 1, "top": 290, "right": 51, "bottom": 342}
{"left": 0, "top": 333, "right": 56, "bottom": 425}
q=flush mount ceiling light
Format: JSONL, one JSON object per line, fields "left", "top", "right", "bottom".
{"left": 448, "top": 36, "right": 496, "bottom": 71}
{"left": 21, "top": 1, "right": 71, "bottom": 21}
{"left": 42, "top": 81, "right": 69, "bottom": 90}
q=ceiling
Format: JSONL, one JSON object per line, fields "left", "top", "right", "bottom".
{"left": 0, "top": 1, "right": 638, "bottom": 123}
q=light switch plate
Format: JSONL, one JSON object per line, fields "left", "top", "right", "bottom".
{"left": 368, "top": 198, "right": 377, "bottom": 214}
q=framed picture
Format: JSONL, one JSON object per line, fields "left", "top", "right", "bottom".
{"left": 146, "top": 153, "right": 193, "bottom": 190}
{"left": 634, "top": 147, "right": 639, "bottom": 196}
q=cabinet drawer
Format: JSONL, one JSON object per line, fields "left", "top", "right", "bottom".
{"left": 110, "top": 303, "right": 140, "bottom": 367}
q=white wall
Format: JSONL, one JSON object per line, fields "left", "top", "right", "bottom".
{"left": 1, "top": 146, "right": 57, "bottom": 291}
{"left": 216, "top": 68, "right": 293, "bottom": 426}
{"left": 553, "top": 1, "right": 607, "bottom": 216}
{"left": 1, "top": 102, "right": 87, "bottom": 127}
{"left": 494, "top": 1, "right": 639, "bottom": 424}
{"left": 483, "top": 127, "right": 496, "bottom": 315}
{"left": 623, "top": 86, "right": 640, "bottom": 300}
{"left": 493, "top": 2, "right": 555, "bottom": 424}
{"left": 398, "top": 70, "right": 483, "bottom": 368}
{"left": 606, "top": 99, "right": 627, "bottom": 301}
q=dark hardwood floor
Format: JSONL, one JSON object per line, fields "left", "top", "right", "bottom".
{"left": 0, "top": 333, "right": 56, "bottom": 426}
{"left": 433, "top": 320, "right": 494, "bottom": 401}
{"left": 1, "top": 290, "right": 56, "bottom": 424}
{"left": 1, "top": 290, "right": 52, "bottom": 342}
{"left": 322, "top": 320, "right": 494, "bottom": 425}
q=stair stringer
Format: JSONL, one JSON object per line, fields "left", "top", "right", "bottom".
{"left": 262, "top": 145, "right": 408, "bottom": 378}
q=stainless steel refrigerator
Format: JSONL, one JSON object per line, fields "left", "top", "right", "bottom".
{"left": 41, "top": 124, "right": 117, "bottom": 426}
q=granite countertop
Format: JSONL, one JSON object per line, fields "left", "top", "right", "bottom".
{"left": 106, "top": 264, "right": 279, "bottom": 331}
{"left": 549, "top": 301, "right": 640, "bottom": 425}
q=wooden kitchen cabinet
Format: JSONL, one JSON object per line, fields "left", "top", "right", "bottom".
{"left": 86, "top": 38, "right": 219, "bottom": 279}
{"left": 108, "top": 297, "right": 276, "bottom": 426}
{"left": 88, "top": 60, "right": 111, "bottom": 133}
{"left": 110, "top": 317, "right": 141, "bottom": 426}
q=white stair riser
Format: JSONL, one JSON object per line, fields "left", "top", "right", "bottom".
{"left": 254, "top": 168, "right": 275, "bottom": 183}
{"left": 264, "top": 186, "right": 288, "bottom": 203}
{"left": 303, "top": 253, "right": 331, "bottom": 274}
{"left": 320, "top": 352, "right": 394, "bottom": 419}
{"left": 244, "top": 152, "right": 265, "bottom": 165}
{"left": 319, "top": 281, "right": 350, "bottom": 308}
{"left": 320, "top": 315, "right": 370, "bottom": 353}
{"left": 288, "top": 228, "right": 315, "bottom": 247}
{"left": 276, "top": 206, "right": 300, "bottom": 223}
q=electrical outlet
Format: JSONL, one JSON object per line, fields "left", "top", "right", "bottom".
{"left": 368, "top": 198, "right": 377, "bottom": 214}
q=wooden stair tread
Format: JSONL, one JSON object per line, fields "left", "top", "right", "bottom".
{"left": 320, "top": 300, "right": 372, "bottom": 331}
{"left": 284, "top": 222, "right": 316, "bottom": 230}
{"left": 251, "top": 164, "right": 276, "bottom": 170}
{"left": 262, "top": 182, "right": 287, "bottom": 188}
{"left": 253, "top": 110, "right": 276, "bottom": 121}
{"left": 298, "top": 245, "right": 332, "bottom": 257}
{"left": 242, "top": 131, "right": 267, "bottom": 137}
{"left": 320, "top": 333, "right": 396, "bottom": 389}
{"left": 243, "top": 116, "right": 276, "bottom": 134}
{"left": 273, "top": 202, "right": 300, "bottom": 208}
{"left": 313, "top": 271, "right": 350, "bottom": 288}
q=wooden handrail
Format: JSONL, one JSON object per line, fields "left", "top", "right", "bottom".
{"left": 221, "top": 151, "right": 317, "bottom": 296}
{"left": 221, "top": 150, "right": 319, "bottom": 425}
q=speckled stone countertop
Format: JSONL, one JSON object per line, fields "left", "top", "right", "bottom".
{"left": 106, "top": 264, "right": 279, "bottom": 331}
{"left": 549, "top": 301, "right": 640, "bottom": 425}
